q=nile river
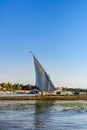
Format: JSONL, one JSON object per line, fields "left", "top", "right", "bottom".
{"left": 0, "top": 100, "right": 87, "bottom": 130}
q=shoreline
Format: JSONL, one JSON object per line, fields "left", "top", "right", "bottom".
{"left": 0, "top": 95, "right": 87, "bottom": 100}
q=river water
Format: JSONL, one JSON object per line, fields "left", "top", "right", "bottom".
{"left": 0, "top": 100, "right": 87, "bottom": 130}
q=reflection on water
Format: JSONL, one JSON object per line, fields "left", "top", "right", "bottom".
{"left": 0, "top": 100, "right": 87, "bottom": 130}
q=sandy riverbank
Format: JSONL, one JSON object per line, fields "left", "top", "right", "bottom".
{"left": 0, "top": 95, "right": 87, "bottom": 100}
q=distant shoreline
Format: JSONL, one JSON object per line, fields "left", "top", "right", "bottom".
{"left": 0, "top": 95, "right": 87, "bottom": 100}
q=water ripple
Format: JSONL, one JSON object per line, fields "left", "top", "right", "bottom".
{"left": 0, "top": 100, "right": 87, "bottom": 130}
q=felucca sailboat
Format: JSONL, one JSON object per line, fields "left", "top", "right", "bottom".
{"left": 31, "top": 52, "right": 55, "bottom": 93}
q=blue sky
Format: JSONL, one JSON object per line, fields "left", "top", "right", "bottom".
{"left": 0, "top": 0, "right": 87, "bottom": 88}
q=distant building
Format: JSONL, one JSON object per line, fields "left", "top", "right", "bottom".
{"left": 74, "top": 90, "right": 80, "bottom": 95}
{"left": 56, "top": 91, "right": 61, "bottom": 95}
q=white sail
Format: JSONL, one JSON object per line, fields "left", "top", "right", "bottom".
{"left": 32, "top": 54, "right": 55, "bottom": 92}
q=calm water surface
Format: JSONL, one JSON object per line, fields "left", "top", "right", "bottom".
{"left": 0, "top": 100, "right": 87, "bottom": 130}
